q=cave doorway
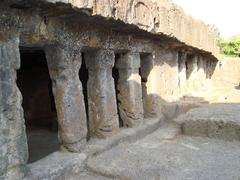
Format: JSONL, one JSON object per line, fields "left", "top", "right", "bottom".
{"left": 79, "top": 53, "right": 90, "bottom": 139}
{"left": 17, "top": 47, "right": 60, "bottom": 163}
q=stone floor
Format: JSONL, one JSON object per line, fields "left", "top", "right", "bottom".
{"left": 85, "top": 104, "right": 240, "bottom": 180}
{"left": 87, "top": 131, "right": 240, "bottom": 180}
{"left": 27, "top": 128, "right": 60, "bottom": 163}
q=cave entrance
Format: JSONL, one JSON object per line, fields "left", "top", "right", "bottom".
{"left": 17, "top": 47, "right": 60, "bottom": 163}
{"left": 79, "top": 53, "right": 90, "bottom": 139}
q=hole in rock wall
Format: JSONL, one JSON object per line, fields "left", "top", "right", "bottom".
{"left": 79, "top": 53, "right": 90, "bottom": 140}
{"left": 17, "top": 48, "right": 60, "bottom": 163}
{"left": 112, "top": 54, "right": 123, "bottom": 127}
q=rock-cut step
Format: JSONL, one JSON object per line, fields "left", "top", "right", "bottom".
{"left": 175, "top": 104, "right": 240, "bottom": 141}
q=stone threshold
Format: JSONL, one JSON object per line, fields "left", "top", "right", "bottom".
{"left": 24, "top": 117, "right": 164, "bottom": 179}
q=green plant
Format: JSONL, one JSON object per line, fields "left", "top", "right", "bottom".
{"left": 219, "top": 40, "right": 240, "bottom": 57}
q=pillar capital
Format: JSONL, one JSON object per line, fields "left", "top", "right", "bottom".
{"left": 85, "top": 49, "right": 115, "bottom": 69}
{"left": 116, "top": 52, "right": 140, "bottom": 69}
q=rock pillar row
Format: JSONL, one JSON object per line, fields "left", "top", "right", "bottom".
{"left": 116, "top": 52, "right": 143, "bottom": 127}
{"left": 0, "top": 34, "right": 28, "bottom": 179}
{"left": 45, "top": 45, "right": 87, "bottom": 152}
{"left": 85, "top": 49, "right": 119, "bottom": 138}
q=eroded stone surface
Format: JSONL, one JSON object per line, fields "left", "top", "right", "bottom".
{"left": 45, "top": 45, "right": 88, "bottom": 152}
{"left": 0, "top": 35, "right": 28, "bottom": 179}
{"left": 85, "top": 49, "right": 119, "bottom": 138}
{"left": 87, "top": 132, "right": 240, "bottom": 180}
{"left": 40, "top": 0, "right": 218, "bottom": 56}
{"left": 0, "top": 0, "right": 219, "bottom": 56}
{"left": 0, "top": 1, "right": 229, "bottom": 180}
{"left": 116, "top": 52, "right": 143, "bottom": 127}
{"left": 176, "top": 104, "right": 240, "bottom": 141}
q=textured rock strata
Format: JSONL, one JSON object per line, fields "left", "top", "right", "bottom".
{"left": 41, "top": 0, "right": 219, "bottom": 56}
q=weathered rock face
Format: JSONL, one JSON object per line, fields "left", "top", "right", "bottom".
{"left": 116, "top": 52, "right": 144, "bottom": 127}
{"left": 85, "top": 50, "right": 120, "bottom": 138}
{"left": 176, "top": 104, "right": 240, "bottom": 141}
{"left": 0, "top": 1, "right": 221, "bottom": 180}
{"left": 0, "top": 34, "right": 28, "bottom": 180}
{"left": 41, "top": 0, "right": 219, "bottom": 56}
{"left": 45, "top": 45, "right": 88, "bottom": 152}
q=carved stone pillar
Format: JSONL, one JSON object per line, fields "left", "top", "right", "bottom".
{"left": 140, "top": 53, "right": 162, "bottom": 118}
{"left": 85, "top": 49, "right": 119, "bottom": 138}
{"left": 0, "top": 35, "right": 28, "bottom": 179}
{"left": 116, "top": 52, "right": 143, "bottom": 127}
{"left": 45, "top": 45, "right": 87, "bottom": 152}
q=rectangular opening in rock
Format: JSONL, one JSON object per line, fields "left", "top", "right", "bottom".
{"left": 17, "top": 47, "right": 60, "bottom": 163}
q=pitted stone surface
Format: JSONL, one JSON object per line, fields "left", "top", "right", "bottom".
{"left": 116, "top": 52, "right": 144, "bottom": 127}
{"left": 85, "top": 49, "right": 119, "bottom": 138}
{"left": 87, "top": 130, "right": 240, "bottom": 180}
{"left": 37, "top": 0, "right": 219, "bottom": 55}
{"left": 45, "top": 45, "right": 88, "bottom": 152}
{"left": 176, "top": 104, "right": 240, "bottom": 141}
{"left": 0, "top": 37, "right": 28, "bottom": 179}
{"left": 85, "top": 50, "right": 115, "bottom": 69}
